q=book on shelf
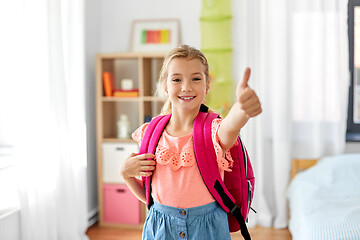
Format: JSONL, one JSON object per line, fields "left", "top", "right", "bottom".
{"left": 102, "top": 72, "right": 114, "bottom": 97}
{"left": 113, "top": 89, "right": 139, "bottom": 97}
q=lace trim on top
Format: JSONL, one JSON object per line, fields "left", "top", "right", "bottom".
{"left": 131, "top": 123, "right": 148, "bottom": 146}
{"left": 211, "top": 118, "right": 235, "bottom": 171}
{"left": 156, "top": 131, "right": 195, "bottom": 171}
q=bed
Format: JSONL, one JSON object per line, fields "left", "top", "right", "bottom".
{"left": 287, "top": 154, "right": 360, "bottom": 240}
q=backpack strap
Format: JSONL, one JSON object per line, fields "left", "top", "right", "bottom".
{"left": 193, "top": 111, "right": 251, "bottom": 240}
{"left": 193, "top": 111, "right": 235, "bottom": 210}
{"left": 139, "top": 114, "right": 171, "bottom": 209}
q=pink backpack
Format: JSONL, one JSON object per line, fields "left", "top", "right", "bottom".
{"left": 139, "top": 105, "right": 255, "bottom": 240}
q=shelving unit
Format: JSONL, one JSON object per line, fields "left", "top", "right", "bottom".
{"left": 96, "top": 52, "right": 165, "bottom": 227}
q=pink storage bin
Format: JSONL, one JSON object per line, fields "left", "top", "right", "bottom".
{"left": 103, "top": 184, "right": 141, "bottom": 224}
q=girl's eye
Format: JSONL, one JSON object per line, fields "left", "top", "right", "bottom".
{"left": 193, "top": 78, "right": 201, "bottom": 81}
{"left": 172, "top": 78, "right": 181, "bottom": 82}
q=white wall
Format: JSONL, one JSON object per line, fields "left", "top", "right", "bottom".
{"left": 84, "top": 0, "right": 202, "bottom": 221}
{"left": 345, "top": 142, "right": 360, "bottom": 153}
{"left": 98, "top": 0, "right": 202, "bottom": 52}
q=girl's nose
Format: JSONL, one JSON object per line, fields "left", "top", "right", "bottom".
{"left": 181, "top": 81, "right": 192, "bottom": 92}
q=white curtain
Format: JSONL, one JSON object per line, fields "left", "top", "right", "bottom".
{"left": 1, "top": 1, "right": 89, "bottom": 239}
{"left": 233, "top": 0, "right": 349, "bottom": 228}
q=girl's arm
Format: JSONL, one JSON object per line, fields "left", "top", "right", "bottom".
{"left": 120, "top": 153, "right": 156, "bottom": 203}
{"left": 217, "top": 68, "right": 262, "bottom": 152}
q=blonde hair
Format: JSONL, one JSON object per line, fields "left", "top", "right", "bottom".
{"left": 157, "top": 45, "right": 211, "bottom": 115}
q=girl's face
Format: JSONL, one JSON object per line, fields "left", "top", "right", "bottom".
{"left": 165, "top": 57, "right": 209, "bottom": 114}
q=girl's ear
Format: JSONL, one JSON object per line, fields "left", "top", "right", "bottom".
{"left": 164, "top": 83, "right": 168, "bottom": 95}
{"left": 206, "top": 80, "right": 210, "bottom": 94}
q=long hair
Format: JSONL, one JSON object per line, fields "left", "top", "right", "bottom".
{"left": 156, "top": 45, "right": 211, "bottom": 115}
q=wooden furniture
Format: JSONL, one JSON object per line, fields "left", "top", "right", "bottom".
{"left": 96, "top": 52, "right": 165, "bottom": 227}
{"left": 290, "top": 159, "right": 318, "bottom": 179}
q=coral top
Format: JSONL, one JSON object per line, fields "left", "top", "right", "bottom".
{"left": 132, "top": 118, "right": 236, "bottom": 208}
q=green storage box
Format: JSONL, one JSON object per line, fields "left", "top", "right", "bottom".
{"left": 203, "top": 50, "right": 233, "bottom": 84}
{"left": 201, "top": 0, "right": 232, "bottom": 19}
{"left": 200, "top": 17, "right": 232, "bottom": 50}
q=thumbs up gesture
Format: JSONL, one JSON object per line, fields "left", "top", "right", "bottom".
{"left": 217, "top": 67, "right": 262, "bottom": 150}
{"left": 236, "top": 67, "right": 262, "bottom": 118}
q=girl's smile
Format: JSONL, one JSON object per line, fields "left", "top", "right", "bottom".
{"left": 178, "top": 96, "right": 195, "bottom": 101}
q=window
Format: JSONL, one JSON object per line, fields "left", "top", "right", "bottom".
{"left": 347, "top": 0, "right": 360, "bottom": 141}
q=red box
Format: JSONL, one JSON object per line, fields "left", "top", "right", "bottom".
{"left": 103, "top": 184, "right": 141, "bottom": 224}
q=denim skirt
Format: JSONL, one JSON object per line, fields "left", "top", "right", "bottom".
{"left": 142, "top": 201, "right": 231, "bottom": 240}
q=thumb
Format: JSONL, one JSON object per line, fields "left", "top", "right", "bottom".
{"left": 239, "top": 67, "right": 251, "bottom": 90}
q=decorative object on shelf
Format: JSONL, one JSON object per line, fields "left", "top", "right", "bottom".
{"left": 102, "top": 72, "right": 114, "bottom": 97}
{"left": 121, "top": 78, "right": 134, "bottom": 90}
{"left": 144, "top": 115, "right": 152, "bottom": 123}
{"left": 117, "top": 114, "right": 131, "bottom": 139}
{"left": 131, "top": 19, "right": 180, "bottom": 52}
{"left": 113, "top": 89, "right": 139, "bottom": 97}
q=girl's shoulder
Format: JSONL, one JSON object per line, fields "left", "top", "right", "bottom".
{"left": 131, "top": 114, "right": 170, "bottom": 145}
{"left": 131, "top": 122, "right": 150, "bottom": 145}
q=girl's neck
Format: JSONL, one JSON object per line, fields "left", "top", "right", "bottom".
{"left": 166, "top": 109, "right": 198, "bottom": 137}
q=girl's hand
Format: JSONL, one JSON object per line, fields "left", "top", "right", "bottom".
{"left": 120, "top": 153, "right": 156, "bottom": 178}
{"left": 236, "top": 68, "right": 262, "bottom": 118}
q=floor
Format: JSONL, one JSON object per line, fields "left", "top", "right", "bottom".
{"left": 86, "top": 223, "right": 292, "bottom": 240}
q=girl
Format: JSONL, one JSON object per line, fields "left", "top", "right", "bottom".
{"left": 121, "top": 45, "right": 262, "bottom": 240}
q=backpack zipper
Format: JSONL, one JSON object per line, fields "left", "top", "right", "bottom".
{"left": 246, "top": 180, "right": 252, "bottom": 222}
{"left": 247, "top": 180, "right": 253, "bottom": 202}
{"left": 239, "top": 138, "right": 248, "bottom": 177}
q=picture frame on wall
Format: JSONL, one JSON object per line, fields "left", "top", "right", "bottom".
{"left": 131, "top": 19, "right": 180, "bottom": 52}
